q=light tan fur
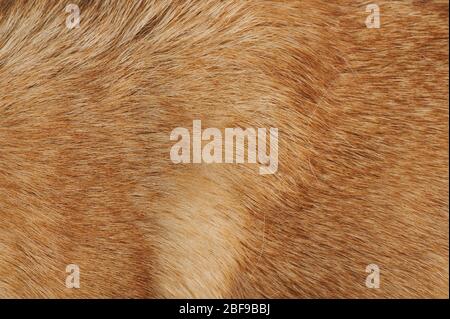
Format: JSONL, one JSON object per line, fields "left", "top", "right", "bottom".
{"left": 0, "top": 0, "right": 448, "bottom": 298}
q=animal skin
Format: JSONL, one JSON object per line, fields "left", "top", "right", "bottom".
{"left": 0, "top": 0, "right": 448, "bottom": 298}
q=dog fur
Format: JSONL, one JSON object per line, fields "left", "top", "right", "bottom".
{"left": 0, "top": 0, "right": 448, "bottom": 298}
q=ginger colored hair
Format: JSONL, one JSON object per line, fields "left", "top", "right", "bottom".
{"left": 0, "top": 0, "right": 448, "bottom": 298}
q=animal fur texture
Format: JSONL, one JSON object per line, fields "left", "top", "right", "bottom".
{"left": 0, "top": 0, "right": 448, "bottom": 298}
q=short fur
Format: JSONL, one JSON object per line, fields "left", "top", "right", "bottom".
{"left": 0, "top": 0, "right": 448, "bottom": 298}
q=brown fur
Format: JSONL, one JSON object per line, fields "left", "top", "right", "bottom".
{"left": 0, "top": 0, "right": 448, "bottom": 298}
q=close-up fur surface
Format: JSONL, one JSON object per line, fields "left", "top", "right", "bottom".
{"left": 0, "top": 0, "right": 448, "bottom": 298}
